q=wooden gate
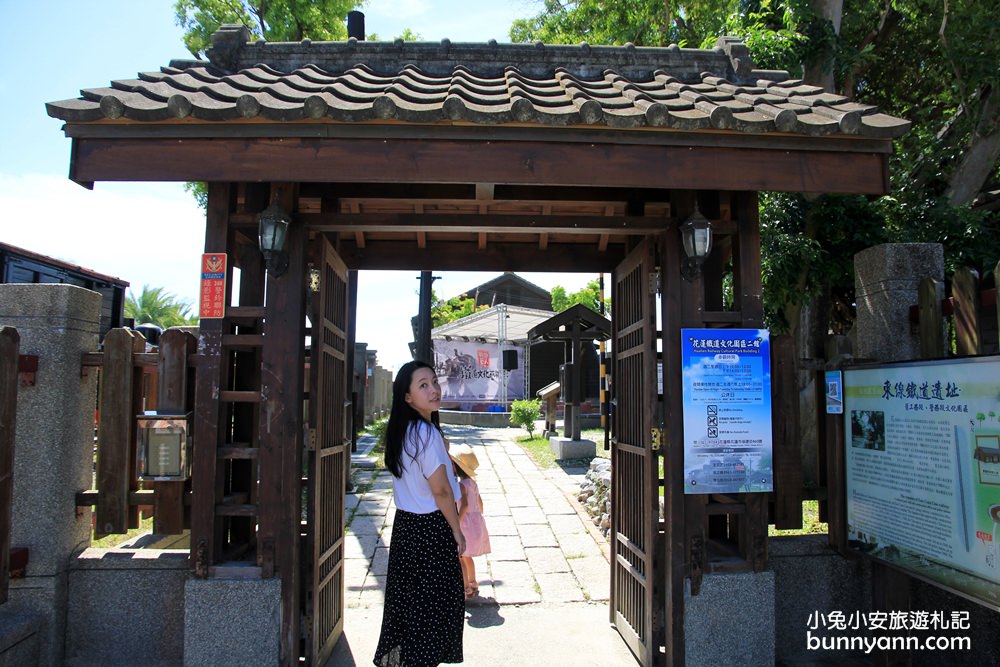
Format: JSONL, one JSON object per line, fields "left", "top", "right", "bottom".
{"left": 304, "top": 235, "right": 350, "bottom": 664}
{"left": 610, "top": 237, "right": 661, "bottom": 665}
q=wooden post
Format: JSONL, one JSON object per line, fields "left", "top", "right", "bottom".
{"left": 771, "top": 334, "right": 802, "bottom": 530}
{"left": 95, "top": 328, "right": 140, "bottom": 538}
{"left": 995, "top": 259, "right": 1000, "bottom": 351}
{"left": 0, "top": 327, "right": 19, "bottom": 604}
{"left": 190, "top": 182, "right": 232, "bottom": 576}
{"left": 953, "top": 267, "right": 981, "bottom": 355}
{"left": 734, "top": 191, "right": 768, "bottom": 572}
{"left": 155, "top": 329, "right": 197, "bottom": 534}
{"left": 918, "top": 277, "right": 944, "bottom": 358}
{"left": 256, "top": 183, "right": 306, "bottom": 665}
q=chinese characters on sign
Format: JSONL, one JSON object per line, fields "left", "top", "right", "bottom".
{"left": 844, "top": 355, "right": 1000, "bottom": 606}
{"left": 199, "top": 253, "right": 227, "bottom": 319}
{"left": 681, "top": 329, "right": 773, "bottom": 494}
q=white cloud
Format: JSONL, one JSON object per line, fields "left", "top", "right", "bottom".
{"left": 0, "top": 175, "right": 205, "bottom": 308}
{"left": 1, "top": 173, "right": 603, "bottom": 375}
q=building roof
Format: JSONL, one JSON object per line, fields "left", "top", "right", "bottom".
{"left": 0, "top": 241, "right": 129, "bottom": 286}
{"left": 460, "top": 272, "right": 552, "bottom": 308}
{"left": 432, "top": 304, "right": 555, "bottom": 344}
{"left": 527, "top": 303, "right": 611, "bottom": 342}
{"left": 46, "top": 28, "right": 909, "bottom": 140}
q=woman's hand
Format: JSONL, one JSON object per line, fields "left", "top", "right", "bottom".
{"left": 453, "top": 527, "right": 466, "bottom": 555}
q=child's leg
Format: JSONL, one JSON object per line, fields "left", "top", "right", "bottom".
{"left": 467, "top": 557, "right": 478, "bottom": 592}
{"left": 460, "top": 556, "right": 473, "bottom": 591}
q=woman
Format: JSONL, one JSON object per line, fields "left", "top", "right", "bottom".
{"left": 374, "top": 361, "right": 466, "bottom": 667}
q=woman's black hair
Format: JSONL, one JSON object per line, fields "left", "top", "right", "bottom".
{"left": 384, "top": 360, "right": 439, "bottom": 478}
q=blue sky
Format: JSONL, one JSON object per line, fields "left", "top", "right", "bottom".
{"left": 0, "top": 0, "right": 597, "bottom": 373}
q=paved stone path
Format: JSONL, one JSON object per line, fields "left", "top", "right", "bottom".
{"left": 326, "top": 425, "right": 639, "bottom": 666}
{"left": 344, "top": 425, "right": 610, "bottom": 609}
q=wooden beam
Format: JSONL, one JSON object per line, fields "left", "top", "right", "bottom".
{"left": 478, "top": 232, "right": 487, "bottom": 250}
{"left": 337, "top": 239, "right": 624, "bottom": 271}
{"left": 294, "top": 212, "right": 670, "bottom": 235}
{"left": 70, "top": 137, "right": 893, "bottom": 195}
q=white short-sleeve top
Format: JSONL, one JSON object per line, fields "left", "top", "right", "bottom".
{"left": 391, "top": 420, "right": 462, "bottom": 514}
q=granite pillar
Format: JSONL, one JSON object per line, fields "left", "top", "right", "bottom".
{"left": 854, "top": 243, "right": 944, "bottom": 362}
{"left": 0, "top": 284, "right": 101, "bottom": 667}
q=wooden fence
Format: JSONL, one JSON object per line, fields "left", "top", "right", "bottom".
{"left": 76, "top": 327, "right": 197, "bottom": 538}
{"left": 910, "top": 262, "right": 1000, "bottom": 358}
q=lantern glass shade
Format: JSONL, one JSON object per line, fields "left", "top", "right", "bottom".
{"left": 257, "top": 199, "right": 291, "bottom": 276}
{"left": 680, "top": 208, "right": 713, "bottom": 281}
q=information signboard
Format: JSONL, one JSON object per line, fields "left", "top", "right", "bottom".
{"left": 682, "top": 328, "right": 773, "bottom": 494}
{"left": 844, "top": 355, "right": 1000, "bottom": 608}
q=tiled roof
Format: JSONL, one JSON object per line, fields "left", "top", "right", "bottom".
{"left": 46, "top": 27, "right": 909, "bottom": 139}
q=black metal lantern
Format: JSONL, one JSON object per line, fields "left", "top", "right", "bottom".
{"left": 257, "top": 195, "right": 291, "bottom": 277}
{"left": 680, "top": 207, "right": 713, "bottom": 281}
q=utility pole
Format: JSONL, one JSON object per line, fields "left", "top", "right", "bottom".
{"left": 415, "top": 271, "right": 438, "bottom": 364}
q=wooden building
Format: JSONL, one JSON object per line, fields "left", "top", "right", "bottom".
{"left": 46, "top": 23, "right": 908, "bottom": 666}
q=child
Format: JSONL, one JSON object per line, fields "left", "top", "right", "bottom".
{"left": 450, "top": 443, "right": 491, "bottom": 598}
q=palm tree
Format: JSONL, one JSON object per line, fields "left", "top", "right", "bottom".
{"left": 125, "top": 285, "right": 198, "bottom": 328}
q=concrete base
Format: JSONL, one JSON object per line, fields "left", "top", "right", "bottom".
{"left": 549, "top": 437, "right": 596, "bottom": 460}
{"left": 0, "top": 609, "right": 45, "bottom": 667}
{"left": 771, "top": 535, "right": 871, "bottom": 664}
{"left": 184, "top": 575, "right": 281, "bottom": 667}
{"left": 66, "top": 548, "right": 189, "bottom": 667}
{"left": 685, "top": 571, "right": 775, "bottom": 667}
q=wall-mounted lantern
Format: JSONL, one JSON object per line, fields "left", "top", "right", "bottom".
{"left": 136, "top": 414, "right": 191, "bottom": 481}
{"left": 680, "top": 206, "right": 713, "bottom": 281}
{"left": 257, "top": 195, "right": 291, "bottom": 277}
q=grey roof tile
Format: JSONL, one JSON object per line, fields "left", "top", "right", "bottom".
{"left": 45, "top": 31, "right": 910, "bottom": 139}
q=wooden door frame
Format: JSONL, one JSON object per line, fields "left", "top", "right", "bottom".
{"left": 609, "top": 236, "right": 661, "bottom": 665}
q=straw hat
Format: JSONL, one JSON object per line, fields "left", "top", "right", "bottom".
{"left": 450, "top": 443, "right": 479, "bottom": 480}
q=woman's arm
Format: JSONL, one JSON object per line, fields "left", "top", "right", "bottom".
{"left": 428, "top": 464, "right": 466, "bottom": 555}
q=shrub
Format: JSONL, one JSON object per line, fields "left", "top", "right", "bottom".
{"left": 510, "top": 398, "right": 541, "bottom": 436}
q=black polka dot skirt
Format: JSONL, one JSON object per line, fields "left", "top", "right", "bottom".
{"left": 374, "top": 508, "right": 465, "bottom": 666}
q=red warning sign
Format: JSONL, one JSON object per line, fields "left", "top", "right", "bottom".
{"left": 199, "top": 253, "right": 227, "bottom": 319}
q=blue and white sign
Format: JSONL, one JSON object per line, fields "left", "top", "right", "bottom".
{"left": 682, "top": 329, "right": 773, "bottom": 494}
{"left": 826, "top": 370, "right": 844, "bottom": 414}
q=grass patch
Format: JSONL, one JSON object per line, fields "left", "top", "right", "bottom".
{"left": 515, "top": 435, "right": 557, "bottom": 468}
{"left": 91, "top": 515, "right": 154, "bottom": 548}
{"left": 769, "top": 500, "right": 829, "bottom": 536}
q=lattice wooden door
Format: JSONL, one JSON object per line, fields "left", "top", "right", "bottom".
{"left": 610, "top": 237, "right": 660, "bottom": 666}
{"left": 304, "top": 235, "right": 349, "bottom": 664}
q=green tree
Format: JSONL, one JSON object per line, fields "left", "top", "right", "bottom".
{"left": 431, "top": 291, "right": 488, "bottom": 328}
{"left": 550, "top": 278, "right": 607, "bottom": 314}
{"left": 513, "top": 1, "right": 1000, "bottom": 342}
{"left": 126, "top": 285, "right": 199, "bottom": 329}
{"left": 174, "top": 0, "right": 363, "bottom": 58}
{"left": 510, "top": 0, "right": 735, "bottom": 48}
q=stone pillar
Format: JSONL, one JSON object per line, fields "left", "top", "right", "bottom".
{"left": 854, "top": 243, "right": 944, "bottom": 362}
{"left": 0, "top": 284, "right": 101, "bottom": 666}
